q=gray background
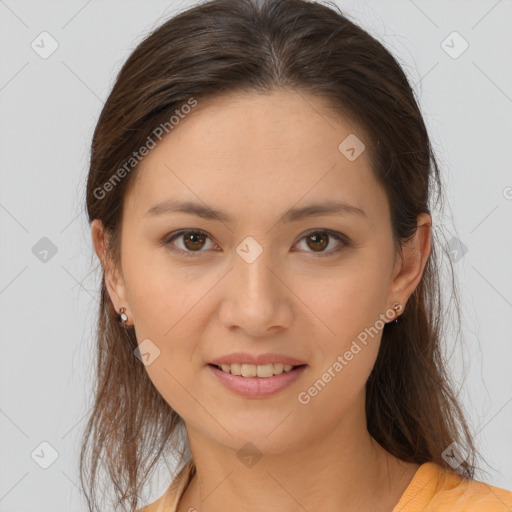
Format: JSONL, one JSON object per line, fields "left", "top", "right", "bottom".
{"left": 1, "top": 0, "right": 511, "bottom": 510}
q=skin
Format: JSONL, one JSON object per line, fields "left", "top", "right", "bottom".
{"left": 91, "top": 88, "right": 431, "bottom": 512}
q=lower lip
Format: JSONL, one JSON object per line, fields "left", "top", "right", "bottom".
{"left": 207, "top": 364, "right": 308, "bottom": 398}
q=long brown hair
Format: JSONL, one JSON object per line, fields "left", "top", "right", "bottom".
{"left": 81, "top": 0, "right": 481, "bottom": 510}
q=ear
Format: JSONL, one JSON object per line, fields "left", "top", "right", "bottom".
{"left": 91, "top": 219, "right": 131, "bottom": 323}
{"left": 389, "top": 212, "right": 432, "bottom": 311}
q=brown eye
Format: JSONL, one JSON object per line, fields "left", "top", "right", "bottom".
{"left": 163, "top": 230, "right": 216, "bottom": 257}
{"left": 295, "top": 229, "right": 349, "bottom": 256}
{"left": 163, "top": 228, "right": 349, "bottom": 258}
{"left": 182, "top": 231, "right": 207, "bottom": 251}
{"left": 306, "top": 232, "right": 329, "bottom": 252}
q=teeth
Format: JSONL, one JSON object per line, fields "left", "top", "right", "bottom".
{"left": 217, "top": 363, "right": 296, "bottom": 378}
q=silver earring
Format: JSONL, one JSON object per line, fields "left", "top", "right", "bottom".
{"left": 119, "top": 307, "right": 128, "bottom": 327}
{"left": 392, "top": 302, "right": 402, "bottom": 324}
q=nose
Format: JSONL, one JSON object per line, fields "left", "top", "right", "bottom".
{"left": 218, "top": 246, "right": 293, "bottom": 337}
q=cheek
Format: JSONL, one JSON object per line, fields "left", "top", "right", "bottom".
{"left": 123, "top": 253, "right": 209, "bottom": 416}
{"left": 289, "top": 257, "right": 392, "bottom": 406}
{"left": 295, "top": 256, "right": 391, "bottom": 344}
{"left": 292, "top": 278, "right": 388, "bottom": 417}
{"left": 122, "top": 248, "right": 220, "bottom": 400}
{"left": 123, "top": 245, "right": 205, "bottom": 335}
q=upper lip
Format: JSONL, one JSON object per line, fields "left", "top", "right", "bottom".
{"left": 208, "top": 352, "right": 307, "bottom": 366}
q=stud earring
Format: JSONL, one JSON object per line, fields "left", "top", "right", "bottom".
{"left": 392, "top": 302, "right": 402, "bottom": 324}
{"left": 119, "top": 307, "right": 129, "bottom": 327}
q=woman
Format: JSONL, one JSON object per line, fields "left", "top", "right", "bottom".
{"left": 81, "top": 0, "right": 512, "bottom": 511}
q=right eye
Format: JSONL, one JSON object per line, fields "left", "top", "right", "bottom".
{"left": 162, "top": 229, "right": 218, "bottom": 257}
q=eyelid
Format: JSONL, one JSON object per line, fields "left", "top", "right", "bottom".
{"left": 161, "top": 228, "right": 350, "bottom": 257}
{"left": 161, "top": 229, "right": 219, "bottom": 257}
{"left": 295, "top": 228, "right": 350, "bottom": 255}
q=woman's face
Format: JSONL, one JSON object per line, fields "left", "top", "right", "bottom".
{"left": 95, "top": 88, "right": 427, "bottom": 455}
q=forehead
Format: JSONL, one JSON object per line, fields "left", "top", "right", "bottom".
{"left": 125, "top": 88, "right": 386, "bottom": 223}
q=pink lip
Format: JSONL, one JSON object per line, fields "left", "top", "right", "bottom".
{"left": 208, "top": 352, "right": 306, "bottom": 366}
{"left": 207, "top": 363, "right": 308, "bottom": 398}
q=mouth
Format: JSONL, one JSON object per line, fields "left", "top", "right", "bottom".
{"left": 207, "top": 362, "right": 308, "bottom": 398}
{"left": 208, "top": 362, "right": 307, "bottom": 378}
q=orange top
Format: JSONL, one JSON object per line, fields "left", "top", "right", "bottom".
{"left": 139, "top": 459, "right": 512, "bottom": 512}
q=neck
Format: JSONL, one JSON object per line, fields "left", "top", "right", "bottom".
{"left": 178, "top": 392, "right": 420, "bottom": 512}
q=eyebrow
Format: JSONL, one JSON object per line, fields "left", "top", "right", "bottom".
{"left": 144, "top": 199, "right": 367, "bottom": 223}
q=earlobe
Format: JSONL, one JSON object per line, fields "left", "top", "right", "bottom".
{"left": 390, "top": 212, "right": 432, "bottom": 306}
{"left": 90, "top": 219, "right": 129, "bottom": 315}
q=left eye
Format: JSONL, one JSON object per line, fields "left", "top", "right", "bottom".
{"left": 294, "top": 229, "right": 349, "bottom": 255}
{"left": 162, "top": 229, "right": 349, "bottom": 257}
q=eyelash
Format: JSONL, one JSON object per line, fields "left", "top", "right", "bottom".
{"left": 161, "top": 229, "right": 351, "bottom": 258}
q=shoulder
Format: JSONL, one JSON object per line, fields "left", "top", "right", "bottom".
{"left": 394, "top": 461, "right": 512, "bottom": 512}
{"left": 429, "top": 472, "right": 512, "bottom": 511}
{"left": 137, "top": 459, "right": 195, "bottom": 512}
